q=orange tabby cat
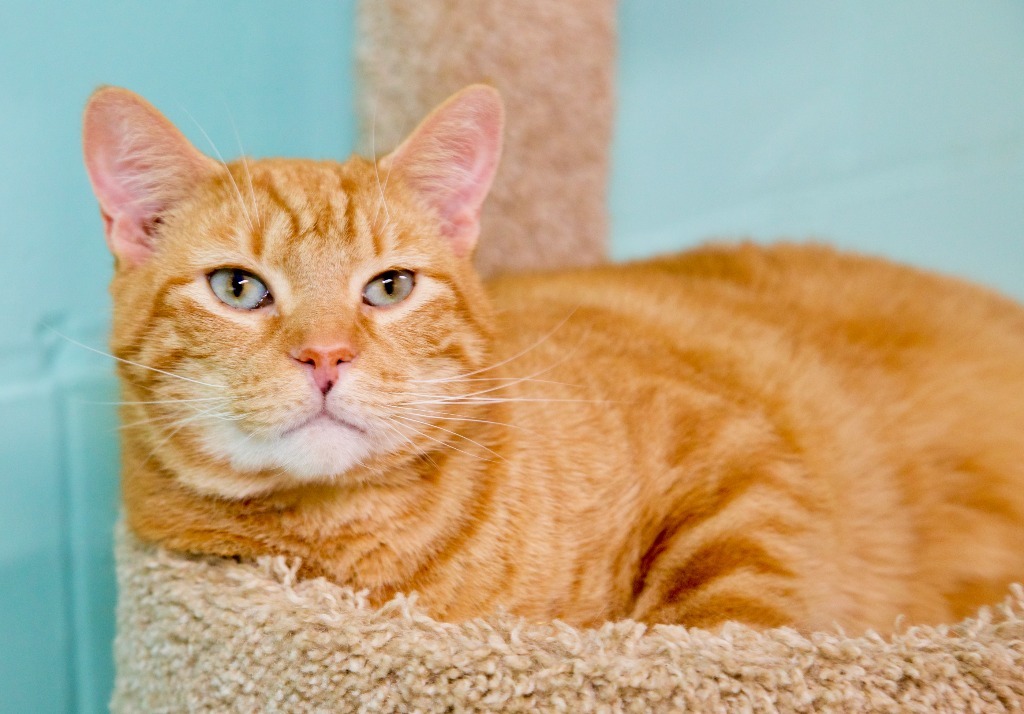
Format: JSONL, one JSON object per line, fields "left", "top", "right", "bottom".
{"left": 83, "top": 85, "right": 1024, "bottom": 633}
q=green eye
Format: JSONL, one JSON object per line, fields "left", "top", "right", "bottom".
{"left": 363, "top": 269, "right": 415, "bottom": 307}
{"left": 208, "top": 268, "right": 273, "bottom": 310}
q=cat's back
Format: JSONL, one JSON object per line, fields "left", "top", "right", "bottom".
{"left": 491, "top": 242, "right": 1024, "bottom": 466}
{"left": 489, "top": 241, "right": 1024, "bottom": 360}
{"left": 490, "top": 241, "right": 1024, "bottom": 408}
{"left": 487, "top": 242, "right": 1024, "bottom": 629}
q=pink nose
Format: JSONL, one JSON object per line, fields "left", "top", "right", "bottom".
{"left": 291, "top": 343, "right": 357, "bottom": 394}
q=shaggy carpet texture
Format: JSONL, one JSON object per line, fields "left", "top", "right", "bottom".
{"left": 111, "top": 526, "right": 1024, "bottom": 713}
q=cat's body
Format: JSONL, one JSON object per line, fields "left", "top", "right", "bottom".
{"left": 86, "top": 86, "right": 1024, "bottom": 634}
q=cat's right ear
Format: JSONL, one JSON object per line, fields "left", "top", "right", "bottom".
{"left": 379, "top": 85, "right": 504, "bottom": 258}
{"left": 82, "top": 87, "right": 218, "bottom": 266}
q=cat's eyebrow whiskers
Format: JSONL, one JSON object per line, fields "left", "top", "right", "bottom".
{"left": 48, "top": 328, "right": 227, "bottom": 390}
{"left": 370, "top": 97, "right": 392, "bottom": 225}
{"left": 226, "top": 106, "right": 262, "bottom": 230}
{"left": 237, "top": 154, "right": 261, "bottom": 231}
{"left": 181, "top": 106, "right": 255, "bottom": 233}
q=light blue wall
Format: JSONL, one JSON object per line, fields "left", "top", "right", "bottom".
{"left": 612, "top": 2, "right": 1024, "bottom": 296}
{"left": 0, "top": 2, "right": 354, "bottom": 712}
{"left": 2, "top": 2, "right": 1023, "bottom": 712}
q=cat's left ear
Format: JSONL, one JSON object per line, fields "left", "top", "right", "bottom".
{"left": 379, "top": 85, "right": 504, "bottom": 257}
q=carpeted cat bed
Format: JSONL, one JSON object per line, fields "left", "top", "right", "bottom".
{"left": 111, "top": 526, "right": 1023, "bottom": 713}
{"left": 108, "top": 4, "right": 1024, "bottom": 712}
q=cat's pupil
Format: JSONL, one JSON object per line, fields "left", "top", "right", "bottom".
{"left": 383, "top": 276, "right": 395, "bottom": 295}
{"left": 231, "top": 270, "right": 247, "bottom": 298}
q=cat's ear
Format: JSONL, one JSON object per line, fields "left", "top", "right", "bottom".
{"left": 82, "top": 87, "right": 219, "bottom": 266}
{"left": 380, "top": 85, "right": 504, "bottom": 257}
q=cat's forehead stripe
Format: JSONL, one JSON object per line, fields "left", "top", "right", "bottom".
{"left": 340, "top": 179, "right": 364, "bottom": 253}
{"left": 256, "top": 176, "right": 300, "bottom": 259}
{"left": 247, "top": 164, "right": 386, "bottom": 266}
{"left": 337, "top": 175, "right": 388, "bottom": 261}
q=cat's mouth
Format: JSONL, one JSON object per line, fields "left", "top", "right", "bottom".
{"left": 283, "top": 410, "right": 368, "bottom": 436}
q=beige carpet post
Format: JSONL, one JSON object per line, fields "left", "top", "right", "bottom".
{"left": 356, "top": 0, "right": 616, "bottom": 277}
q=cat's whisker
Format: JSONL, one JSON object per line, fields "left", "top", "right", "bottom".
{"left": 238, "top": 154, "right": 261, "bottom": 230}
{"left": 119, "top": 414, "right": 202, "bottom": 431}
{"left": 416, "top": 356, "right": 576, "bottom": 401}
{"left": 391, "top": 414, "right": 507, "bottom": 462}
{"left": 91, "top": 396, "right": 231, "bottom": 406}
{"left": 375, "top": 417, "right": 440, "bottom": 470}
{"left": 416, "top": 308, "right": 579, "bottom": 384}
{"left": 410, "top": 376, "right": 576, "bottom": 387}
{"left": 234, "top": 420, "right": 276, "bottom": 450}
{"left": 226, "top": 106, "right": 262, "bottom": 229}
{"left": 400, "top": 396, "right": 621, "bottom": 406}
{"left": 205, "top": 412, "right": 248, "bottom": 422}
{"left": 370, "top": 98, "right": 392, "bottom": 225}
{"left": 380, "top": 416, "right": 496, "bottom": 464}
{"left": 119, "top": 407, "right": 211, "bottom": 436}
{"left": 142, "top": 409, "right": 215, "bottom": 465}
{"left": 379, "top": 131, "right": 395, "bottom": 209}
{"left": 180, "top": 106, "right": 255, "bottom": 233}
{"left": 48, "top": 328, "right": 227, "bottom": 389}
{"left": 397, "top": 358, "right": 577, "bottom": 405}
{"left": 118, "top": 414, "right": 186, "bottom": 431}
{"left": 140, "top": 402, "right": 264, "bottom": 465}
{"left": 119, "top": 402, "right": 235, "bottom": 431}
{"left": 389, "top": 405, "right": 532, "bottom": 433}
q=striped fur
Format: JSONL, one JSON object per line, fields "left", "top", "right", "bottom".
{"left": 89, "top": 89, "right": 1024, "bottom": 633}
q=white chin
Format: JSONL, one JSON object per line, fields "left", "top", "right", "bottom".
{"left": 203, "top": 419, "right": 374, "bottom": 482}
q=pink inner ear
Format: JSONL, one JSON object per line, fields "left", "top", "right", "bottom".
{"left": 382, "top": 85, "right": 505, "bottom": 257}
{"left": 83, "top": 87, "right": 215, "bottom": 266}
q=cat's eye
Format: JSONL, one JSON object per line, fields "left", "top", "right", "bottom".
{"left": 208, "top": 268, "right": 273, "bottom": 310}
{"left": 363, "top": 269, "right": 415, "bottom": 307}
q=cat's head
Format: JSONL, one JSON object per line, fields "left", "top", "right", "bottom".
{"left": 83, "top": 86, "right": 504, "bottom": 498}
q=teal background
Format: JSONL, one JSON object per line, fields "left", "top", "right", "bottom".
{"left": 1, "top": 3, "right": 355, "bottom": 712}
{"left": 1, "top": 1, "right": 1022, "bottom": 711}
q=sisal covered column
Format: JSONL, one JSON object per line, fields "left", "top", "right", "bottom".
{"left": 356, "top": 0, "right": 617, "bottom": 277}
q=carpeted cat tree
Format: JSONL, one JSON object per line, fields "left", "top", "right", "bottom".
{"left": 110, "top": 3, "right": 1024, "bottom": 712}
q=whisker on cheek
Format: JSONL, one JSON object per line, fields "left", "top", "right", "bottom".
{"left": 376, "top": 418, "right": 441, "bottom": 472}
{"left": 410, "top": 355, "right": 578, "bottom": 395}
{"left": 49, "top": 327, "right": 227, "bottom": 389}
{"left": 140, "top": 408, "right": 223, "bottom": 466}
{"left": 379, "top": 415, "right": 496, "bottom": 465}
{"left": 398, "top": 396, "right": 622, "bottom": 407}
{"left": 89, "top": 396, "right": 231, "bottom": 406}
{"left": 117, "top": 402, "right": 235, "bottom": 431}
{"left": 389, "top": 405, "right": 534, "bottom": 434}
{"left": 391, "top": 413, "right": 507, "bottom": 462}
{"left": 410, "top": 307, "right": 579, "bottom": 384}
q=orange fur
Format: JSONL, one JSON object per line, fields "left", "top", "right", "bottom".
{"left": 85, "top": 87, "right": 1024, "bottom": 633}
